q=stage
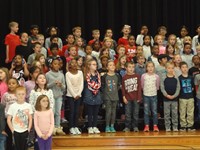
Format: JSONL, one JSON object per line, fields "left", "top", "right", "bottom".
{"left": 52, "top": 130, "right": 200, "bottom": 150}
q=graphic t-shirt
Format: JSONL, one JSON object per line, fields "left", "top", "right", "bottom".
{"left": 179, "top": 75, "right": 194, "bottom": 99}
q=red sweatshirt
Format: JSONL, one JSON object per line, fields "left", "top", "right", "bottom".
{"left": 122, "top": 73, "right": 142, "bottom": 101}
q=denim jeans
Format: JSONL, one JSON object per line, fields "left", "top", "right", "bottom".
{"left": 125, "top": 100, "right": 140, "bottom": 129}
{"left": 54, "top": 97, "right": 63, "bottom": 127}
{"left": 68, "top": 97, "right": 81, "bottom": 128}
{"left": 143, "top": 95, "right": 158, "bottom": 125}
{"left": 0, "top": 133, "right": 6, "bottom": 150}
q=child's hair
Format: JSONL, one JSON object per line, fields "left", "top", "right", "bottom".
{"left": 0, "top": 67, "right": 10, "bottom": 83}
{"left": 72, "top": 26, "right": 81, "bottom": 33}
{"left": 46, "top": 26, "right": 59, "bottom": 36}
{"left": 9, "top": 21, "right": 18, "bottom": 29}
{"left": 145, "top": 61, "right": 155, "bottom": 71}
{"left": 68, "top": 45, "right": 77, "bottom": 52}
{"left": 196, "top": 45, "right": 200, "bottom": 51}
{"left": 59, "top": 56, "right": 67, "bottom": 74}
{"left": 33, "top": 42, "right": 41, "bottom": 48}
{"left": 35, "top": 95, "right": 50, "bottom": 111}
{"left": 128, "top": 35, "right": 135, "bottom": 40}
{"left": 121, "top": 24, "right": 131, "bottom": 32}
{"left": 36, "top": 34, "right": 44, "bottom": 39}
{"left": 29, "top": 66, "right": 41, "bottom": 79}
{"left": 136, "top": 54, "right": 145, "bottom": 60}
{"left": 166, "top": 44, "right": 175, "bottom": 55}
{"left": 125, "top": 61, "right": 134, "bottom": 68}
{"left": 31, "top": 60, "right": 41, "bottom": 68}
{"left": 180, "top": 61, "right": 188, "bottom": 68}
{"left": 20, "top": 32, "right": 28, "bottom": 38}
{"left": 15, "top": 86, "right": 26, "bottom": 93}
{"left": 116, "top": 45, "right": 125, "bottom": 52}
{"left": 192, "top": 55, "right": 200, "bottom": 62}
{"left": 50, "top": 43, "right": 59, "bottom": 51}
{"left": 50, "top": 35, "right": 59, "bottom": 42}
{"left": 183, "top": 36, "right": 192, "bottom": 44}
{"left": 92, "top": 29, "right": 100, "bottom": 34}
{"left": 68, "top": 58, "right": 77, "bottom": 70}
{"left": 35, "top": 53, "right": 45, "bottom": 61}
{"left": 157, "top": 26, "right": 167, "bottom": 33}
{"left": 184, "top": 42, "right": 191, "bottom": 48}
{"left": 30, "top": 25, "right": 39, "bottom": 30}
{"left": 83, "top": 59, "right": 97, "bottom": 79}
{"left": 106, "top": 59, "right": 115, "bottom": 67}
{"left": 165, "top": 61, "right": 174, "bottom": 68}
{"left": 116, "top": 54, "right": 126, "bottom": 70}
{"left": 99, "top": 47, "right": 110, "bottom": 58}
{"left": 34, "top": 73, "right": 48, "bottom": 91}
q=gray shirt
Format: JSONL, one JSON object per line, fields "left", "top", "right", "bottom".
{"left": 195, "top": 74, "right": 200, "bottom": 99}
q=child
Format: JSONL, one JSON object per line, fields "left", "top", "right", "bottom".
{"left": 9, "top": 54, "right": 29, "bottom": 86}
{"left": 141, "top": 62, "right": 160, "bottom": 132}
{"left": 125, "top": 35, "right": 137, "bottom": 62}
{"left": 76, "top": 56, "right": 84, "bottom": 71}
{"left": 4, "top": 21, "right": 21, "bottom": 64}
{"left": 148, "top": 43, "right": 160, "bottom": 68}
{"left": 192, "top": 24, "right": 200, "bottom": 52}
{"left": 62, "top": 34, "right": 75, "bottom": 57}
{"left": 114, "top": 45, "right": 126, "bottom": 65}
{"left": 173, "top": 54, "right": 182, "bottom": 77}
{"left": 35, "top": 53, "right": 49, "bottom": 73}
{"left": 166, "top": 44, "right": 175, "bottom": 61}
{"left": 135, "top": 54, "right": 146, "bottom": 76}
{"left": 122, "top": 62, "right": 141, "bottom": 132}
{"left": 188, "top": 55, "right": 200, "bottom": 77}
{"left": 194, "top": 71, "right": 200, "bottom": 123}
{"left": 181, "top": 43, "right": 194, "bottom": 69}
{"left": 29, "top": 25, "right": 39, "bottom": 45}
{"left": 101, "top": 60, "right": 120, "bottom": 132}
{"left": 154, "top": 34, "right": 166, "bottom": 54}
{"left": 156, "top": 54, "right": 168, "bottom": 78}
{"left": 168, "top": 34, "right": 179, "bottom": 54}
{"left": 66, "top": 45, "right": 77, "bottom": 62}
{"left": 142, "top": 35, "right": 152, "bottom": 60}
{"left": 47, "top": 36, "right": 63, "bottom": 56}
{"left": 104, "top": 28, "right": 117, "bottom": 49}
{"left": 118, "top": 25, "right": 131, "bottom": 46}
{"left": 24, "top": 66, "right": 41, "bottom": 102}
{"left": 36, "top": 34, "right": 47, "bottom": 58}
{"left": 160, "top": 62, "right": 180, "bottom": 132}
{"left": 34, "top": 95, "right": 54, "bottom": 150}
{"left": 66, "top": 59, "right": 84, "bottom": 135}
{"left": 27, "top": 42, "right": 42, "bottom": 66}
{"left": 7, "top": 86, "right": 33, "bottom": 150}
{"left": 136, "top": 25, "right": 153, "bottom": 46}
{"left": 0, "top": 68, "right": 9, "bottom": 101}
{"left": 177, "top": 26, "right": 189, "bottom": 51}
{"left": 46, "top": 58, "right": 66, "bottom": 135}
{"left": 76, "top": 37, "right": 86, "bottom": 57}
{"left": 85, "top": 45, "right": 93, "bottom": 56}
{"left": 179, "top": 62, "right": 195, "bottom": 131}
{"left": 88, "top": 29, "right": 101, "bottom": 45}
{"left": 116, "top": 55, "right": 127, "bottom": 78}
{"left": 0, "top": 104, "right": 6, "bottom": 150}
{"left": 15, "top": 32, "right": 33, "bottom": 61}
{"left": 1, "top": 78, "right": 19, "bottom": 150}
{"left": 91, "top": 40, "right": 101, "bottom": 62}
{"left": 157, "top": 26, "right": 168, "bottom": 46}
{"left": 83, "top": 59, "right": 102, "bottom": 134}
{"left": 98, "top": 55, "right": 109, "bottom": 77}
{"left": 103, "top": 37, "right": 116, "bottom": 60}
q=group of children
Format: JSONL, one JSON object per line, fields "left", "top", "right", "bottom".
{"left": 1, "top": 21, "right": 200, "bottom": 150}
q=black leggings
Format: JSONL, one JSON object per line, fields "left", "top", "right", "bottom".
{"left": 87, "top": 104, "right": 100, "bottom": 127}
{"left": 14, "top": 130, "right": 28, "bottom": 150}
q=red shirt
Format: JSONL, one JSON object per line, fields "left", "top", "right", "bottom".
{"left": 47, "top": 48, "right": 63, "bottom": 56}
{"left": 118, "top": 37, "right": 129, "bottom": 46}
{"left": 62, "top": 45, "right": 69, "bottom": 57}
{"left": 4, "top": 34, "right": 21, "bottom": 62}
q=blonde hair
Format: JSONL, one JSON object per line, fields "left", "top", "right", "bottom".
{"left": 0, "top": 67, "right": 10, "bottom": 83}
{"left": 72, "top": 26, "right": 81, "bottom": 33}
{"left": 16, "top": 86, "right": 26, "bottom": 93}
{"left": 92, "top": 29, "right": 100, "bottom": 34}
{"left": 145, "top": 61, "right": 155, "bottom": 72}
{"left": 165, "top": 61, "right": 174, "bottom": 68}
{"left": 83, "top": 59, "right": 97, "bottom": 79}
{"left": 116, "top": 55, "right": 126, "bottom": 70}
{"left": 36, "top": 34, "right": 44, "bottom": 39}
{"left": 9, "top": 21, "right": 18, "bottom": 29}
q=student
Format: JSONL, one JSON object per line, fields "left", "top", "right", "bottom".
{"left": 177, "top": 26, "right": 189, "bottom": 51}
{"left": 148, "top": 43, "right": 160, "bottom": 68}
{"left": 7, "top": 86, "right": 33, "bottom": 150}
{"left": 101, "top": 60, "right": 121, "bottom": 133}
{"left": 168, "top": 34, "right": 180, "bottom": 54}
{"left": 141, "top": 62, "right": 160, "bottom": 132}
{"left": 188, "top": 55, "right": 200, "bottom": 77}
{"left": 194, "top": 71, "right": 200, "bottom": 123}
{"left": 36, "top": 34, "right": 47, "bottom": 58}
{"left": 181, "top": 43, "right": 194, "bottom": 69}
{"left": 46, "top": 58, "right": 66, "bottom": 135}
{"left": 135, "top": 54, "right": 146, "bottom": 76}
{"left": 142, "top": 35, "right": 152, "bottom": 60}
{"left": 29, "top": 25, "right": 39, "bottom": 45}
{"left": 154, "top": 34, "right": 166, "bottom": 54}
{"left": 35, "top": 53, "right": 49, "bottom": 73}
{"left": 196, "top": 45, "right": 200, "bottom": 58}
{"left": 0, "top": 67, "right": 9, "bottom": 102}
{"left": 192, "top": 24, "right": 200, "bottom": 53}
{"left": 98, "top": 55, "right": 109, "bottom": 77}
{"left": 125, "top": 35, "right": 137, "bottom": 62}
{"left": 160, "top": 62, "right": 180, "bottom": 132}
{"left": 4, "top": 21, "right": 21, "bottom": 64}
{"left": 27, "top": 42, "right": 42, "bottom": 66}
{"left": 156, "top": 54, "right": 168, "bottom": 79}
{"left": 179, "top": 62, "right": 195, "bottom": 131}
{"left": 104, "top": 28, "right": 117, "bottom": 49}
{"left": 66, "top": 59, "right": 84, "bottom": 135}
{"left": 0, "top": 104, "right": 6, "bottom": 150}
{"left": 118, "top": 25, "right": 131, "bottom": 46}
{"left": 75, "top": 37, "right": 86, "bottom": 57}
{"left": 122, "top": 62, "right": 142, "bottom": 132}
{"left": 88, "top": 29, "right": 101, "bottom": 45}
{"left": 34, "top": 95, "right": 54, "bottom": 150}
{"left": 83, "top": 59, "right": 102, "bottom": 134}
{"left": 114, "top": 45, "right": 126, "bottom": 65}
{"left": 47, "top": 36, "right": 63, "bottom": 56}
{"left": 173, "top": 54, "right": 182, "bottom": 77}
{"left": 103, "top": 37, "right": 116, "bottom": 60}
{"left": 166, "top": 44, "right": 175, "bottom": 61}
{"left": 157, "top": 26, "right": 167, "bottom": 46}
{"left": 62, "top": 34, "right": 75, "bottom": 57}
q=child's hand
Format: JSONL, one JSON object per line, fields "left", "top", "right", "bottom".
{"left": 23, "top": 60, "right": 28, "bottom": 68}
{"left": 11, "top": 62, "right": 16, "bottom": 69}
{"left": 75, "top": 96, "right": 80, "bottom": 100}
{"left": 123, "top": 97, "right": 128, "bottom": 104}
{"left": 55, "top": 81, "right": 62, "bottom": 87}
{"left": 2, "top": 131, "right": 8, "bottom": 136}
{"left": 5, "top": 58, "right": 9, "bottom": 63}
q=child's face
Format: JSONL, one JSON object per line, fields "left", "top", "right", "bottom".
{"left": 51, "top": 60, "right": 60, "bottom": 71}
{"left": 144, "top": 36, "right": 151, "bottom": 45}
{"left": 122, "top": 27, "right": 130, "bottom": 35}
{"left": 180, "top": 28, "right": 188, "bottom": 37}
{"left": 34, "top": 44, "right": 41, "bottom": 54}
{"left": 102, "top": 49, "right": 109, "bottom": 56}
{"left": 21, "top": 33, "right": 29, "bottom": 44}
{"left": 51, "top": 38, "right": 58, "bottom": 44}
{"left": 31, "top": 28, "right": 39, "bottom": 36}
{"left": 8, "top": 79, "right": 18, "bottom": 92}
{"left": 39, "top": 56, "right": 45, "bottom": 65}
{"left": 120, "top": 56, "right": 127, "bottom": 65}
{"left": 126, "top": 64, "right": 135, "bottom": 74}
{"left": 196, "top": 27, "right": 200, "bottom": 35}
{"left": 174, "top": 55, "right": 182, "bottom": 64}
{"left": 104, "top": 40, "right": 112, "bottom": 48}
{"left": 14, "top": 55, "right": 23, "bottom": 66}
{"left": 16, "top": 90, "right": 26, "bottom": 102}
{"left": 50, "top": 28, "right": 57, "bottom": 36}
{"left": 77, "top": 57, "right": 83, "bottom": 67}
{"left": 118, "top": 47, "right": 126, "bottom": 56}
{"left": 74, "top": 29, "right": 81, "bottom": 37}
{"left": 101, "top": 57, "right": 108, "bottom": 68}
{"left": 67, "top": 35, "right": 75, "bottom": 44}
{"left": 147, "top": 63, "right": 155, "bottom": 73}
{"left": 51, "top": 48, "right": 58, "bottom": 56}
{"left": 69, "top": 59, "right": 78, "bottom": 70}
{"left": 89, "top": 61, "right": 97, "bottom": 71}
{"left": 128, "top": 36, "right": 135, "bottom": 46}
{"left": 141, "top": 26, "right": 148, "bottom": 35}
{"left": 166, "top": 64, "right": 174, "bottom": 75}
{"left": 93, "top": 41, "right": 101, "bottom": 51}
{"left": 193, "top": 56, "right": 200, "bottom": 65}
{"left": 37, "top": 36, "right": 44, "bottom": 46}
{"left": 168, "top": 36, "right": 176, "bottom": 45}
{"left": 107, "top": 62, "right": 115, "bottom": 72}
{"left": 32, "top": 68, "right": 41, "bottom": 80}
{"left": 159, "top": 28, "right": 167, "bottom": 36}
{"left": 184, "top": 44, "right": 191, "bottom": 54}
{"left": 167, "top": 46, "right": 174, "bottom": 54}
{"left": 0, "top": 70, "right": 6, "bottom": 81}
{"left": 69, "top": 47, "right": 77, "bottom": 57}
{"left": 181, "top": 64, "right": 188, "bottom": 74}
{"left": 156, "top": 36, "right": 163, "bottom": 45}
{"left": 184, "top": 37, "right": 192, "bottom": 44}
{"left": 36, "top": 74, "right": 46, "bottom": 85}
{"left": 76, "top": 38, "right": 83, "bottom": 47}
{"left": 153, "top": 46, "right": 159, "bottom": 55}
{"left": 85, "top": 46, "right": 92, "bottom": 55}
{"left": 137, "top": 56, "right": 145, "bottom": 65}
{"left": 137, "top": 46, "right": 143, "bottom": 55}
{"left": 35, "top": 61, "right": 42, "bottom": 69}
{"left": 197, "top": 48, "right": 200, "bottom": 55}
{"left": 160, "top": 57, "right": 168, "bottom": 65}
{"left": 40, "top": 97, "right": 49, "bottom": 109}
{"left": 93, "top": 32, "right": 100, "bottom": 40}
{"left": 59, "top": 60, "right": 63, "bottom": 69}
{"left": 11, "top": 24, "right": 19, "bottom": 33}
{"left": 106, "top": 30, "right": 113, "bottom": 38}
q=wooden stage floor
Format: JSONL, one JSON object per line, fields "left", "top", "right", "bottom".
{"left": 52, "top": 130, "right": 200, "bottom": 150}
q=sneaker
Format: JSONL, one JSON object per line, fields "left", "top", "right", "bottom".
{"left": 180, "top": 127, "right": 186, "bottom": 132}
{"left": 88, "top": 127, "right": 94, "bottom": 134}
{"left": 133, "top": 127, "right": 139, "bottom": 132}
{"left": 166, "top": 128, "right": 171, "bottom": 132}
{"left": 123, "top": 127, "right": 130, "bottom": 132}
{"left": 53, "top": 127, "right": 57, "bottom": 136}
{"left": 74, "top": 127, "right": 81, "bottom": 135}
{"left": 56, "top": 127, "right": 66, "bottom": 135}
{"left": 143, "top": 125, "right": 149, "bottom": 132}
{"left": 69, "top": 127, "right": 76, "bottom": 135}
{"left": 105, "top": 126, "right": 111, "bottom": 133}
{"left": 187, "top": 127, "right": 196, "bottom": 132}
{"left": 153, "top": 125, "right": 159, "bottom": 132}
{"left": 93, "top": 127, "right": 100, "bottom": 134}
{"left": 110, "top": 126, "right": 116, "bottom": 133}
{"left": 61, "top": 118, "right": 68, "bottom": 123}
{"left": 173, "top": 128, "right": 178, "bottom": 132}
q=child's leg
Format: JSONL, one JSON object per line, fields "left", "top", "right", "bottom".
{"left": 187, "top": 98, "right": 195, "bottom": 128}
{"left": 151, "top": 96, "right": 158, "bottom": 125}
{"left": 143, "top": 96, "right": 150, "bottom": 125}
{"left": 5, "top": 121, "right": 12, "bottom": 150}
{"left": 69, "top": 97, "right": 75, "bottom": 128}
{"left": 37, "top": 136, "right": 45, "bottom": 150}
{"left": 105, "top": 100, "right": 112, "bottom": 126}
{"left": 171, "top": 101, "right": 178, "bottom": 129}
{"left": 132, "top": 100, "right": 140, "bottom": 129}
{"left": 179, "top": 99, "right": 187, "bottom": 128}
{"left": 92, "top": 105, "right": 100, "bottom": 127}
{"left": 87, "top": 104, "right": 93, "bottom": 128}
{"left": 125, "top": 101, "right": 132, "bottom": 129}
{"left": 0, "top": 133, "right": 6, "bottom": 150}
{"left": 14, "top": 131, "right": 28, "bottom": 150}
{"left": 44, "top": 136, "right": 52, "bottom": 150}
{"left": 54, "top": 97, "right": 63, "bottom": 128}
{"left": 164, "top": 101, "right": 171, "bottom": 129}
{"left": 74, "top": 98, "right": 81, "bottom": 127}
{"left": 110, "top": 101, "right": 118, "bottom": 125}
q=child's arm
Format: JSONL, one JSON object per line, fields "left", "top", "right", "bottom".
{"left": 47, "top": 109, "right": 54, "bottom": 137}
{"left": 29, "top": 90, "right": 36, "bottom": 112}
{"left": 34, "top": 112, "right": 43, "bottom": 138}
{"left": 7, "top": 115, "right": 14, "bottom": 133}
{"left": 28, "top": 114, "right": 32, "bottom": 132}
{"left": 5, "top": 45, "right": 9, "bottom": 63}
{"left": 0, "top": 105, "right": 6, "bottom": 135}
{"left": 160, "top": 76, "right": 168, "bottom": 97}
{"left": 23, "top": 61, "right": 29, "bottom": 77}
{"left": 171, "top": 77, "right": 180, "bottom": 98}
{"left": 195, "top": 85, "right": 198, "bottom": 93}
{"left": 140, "top": 74, "right": 145, "bottom": 90}
{"left": 46, "top": 74, "right": 56, "bottom": 89}
{"left": 121, "top": 76, "right": 128, "bottom": 104}
{"left": 156, "top": 74, "right": 160, "bottom": 90}
{"left": 137, "top": 75, "right": 142, "bottom": 102}
{"left": 66, "top": 73, "right": 77, "bottom": 98}
{"left": 77, "top": 71, "right": 84, "bottom": 97}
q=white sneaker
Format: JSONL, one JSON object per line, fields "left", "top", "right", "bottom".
{"left": 88, "top": 127, "right": 94, "bottom": 134}
{"left": 74, "top": 127, "right": 81, "bottom": 135}
{"left": 69, "top": 127, "right": 76, "bottom": 135}
{"left": 93, "top": 127, "right": 100, "bottom": 134}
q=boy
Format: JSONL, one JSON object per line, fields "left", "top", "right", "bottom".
{"left": 36, "top": 34, "right": 47, "bottom": 58}
{"left": 179, "top": 62, "right": 195, "bottom": 131}
{"left": 160, "top": 62, "right": 180, "bottom": 132}
{"left": 28, "top": 25, "right": 39, "bottom": 45}
{"left": 122, "top": 62, "right": 142, "bottom": 132}
{"left": 27, "top": 42, "right": 41, "bottom": 66}
{"left": 189, "top": 55, "right": 200, "bottom": 77}
{"left": 88, "top": 29, "right": 101, "bottom": 45}
{"left": 7, "top": 86, "right": 33, "bottom": 150}
{"left": 15, "top": 32, "right": 33, "bottom": 61}
{"left": 5, "top": 21, "right": 21, "bottom": 64}
{"left": 62, "top": 34, "right": 75, "bottom": 57}
{"left": 135, "top": 54, "right": 146, "bottom": 76}
{"left": 195, "top": 71, "right": 200, "bottom": 123}
{"left": 48, "top": 35, "right": 62, "bottom": 56}
{"left": 181, "top": 43, "right": 194, "bottom": 69}
{"left": 0, "top": 104, "right": 6, "bottom": 150}
{"left": 148, "top": 43, "right": 160, "bottom": 68}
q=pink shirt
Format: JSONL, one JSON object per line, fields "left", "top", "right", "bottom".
{"left": 0, "top": 82, "right": 8, "bottom": 102}
{"left": 34, "top": 109, "right": 54, "bottom": 137}
{"left": 159, "top": 45, "right": 166, "bottom": 54}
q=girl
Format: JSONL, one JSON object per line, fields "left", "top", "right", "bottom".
{"left": 62, "top": 34, "right": 75, "bottom": 57}
{"left": 24, "top": 66, "right": 41, "bottom": 102}
{"left": 66, "top": 59, "right": 84, "bottom": 135}
{"left": 177, "top": 26, "right": 189, "bottom": 51}
{"left": 46, "top": 58, "right": 66, "bottom": 135}
{"left": 76, "top": 37, "right": 86, "bottom": 57}
{"left": 141, "top": 62, "right": 160, "bottom": 132}
{"left": 9, "top": 54, "right": 29, "bottom": 86}
{"left": 142, "top": 35, "right": 152, "bottom": 60}
{"left": 83, "top": 59, "right": 102, "bottom": 134}
{"left": 116, "top": 55, "right": 127, "bottom": 78}
{"left": 103, "top": 37, "right": 116, "bottom": 60}
{"left": 98, "top": 55, "right": 109, "bottom": 77}
{"left": 118, "top": 25, "right": 131, "bottom": 46}
{"left": 173, "top": 54, "right": 182, "bottom": 77}
{"left": 104, "top": 29, "right": 117, "bottom": 49}
{"left": 125, "top": 35, "right": 137, "bottom": 62}
{"left": 0, "top": 67, "right": 9, "bottom": 101}
{"left": 31, "top": 60, "right": 42, "bottom": 70}
{"left": 166, "top": 44, "right": 175, "bottom": 61}
{"left": 1, "top": 78, "right": 19, "bottom": 150}
{"left": 35, "top": 53, "right": 49, "bottom": 73}
{"left": 114, "top": 45, "right": 126, "bottom": 65}
{"left": 181, "top": 43, "right": 194, "bottom": 69}
{"left": 192, "top": 24, "right": 200, "bottom": 52}
{"left": 91, "top": 40, "right": 102, "bottom": 62}
{"left": 148, "top": 43, "right": 160, "bottom": 68}
{"left": 34, "top": 95, "right": 54, "bottom": 150}
{"left": 154, "top": 34, "right": 166, "bottom": 54}
{"left": 168, "top": 34, "right": 180, "bottom": 54}
{"left": 45, "top": 26, "right": 63, "bottom": 49}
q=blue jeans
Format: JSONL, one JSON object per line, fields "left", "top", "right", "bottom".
{"left": 0, "top": 133, "right": 6, "bottom": 150}
{"left": 54, "top": 97, "right": 63, "bottom": 127}
{"left": 143, "top": 95, "right": 158, "bottom": 125}
{"left": 125, "top": 100, "right": 140, "bottom": 129}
